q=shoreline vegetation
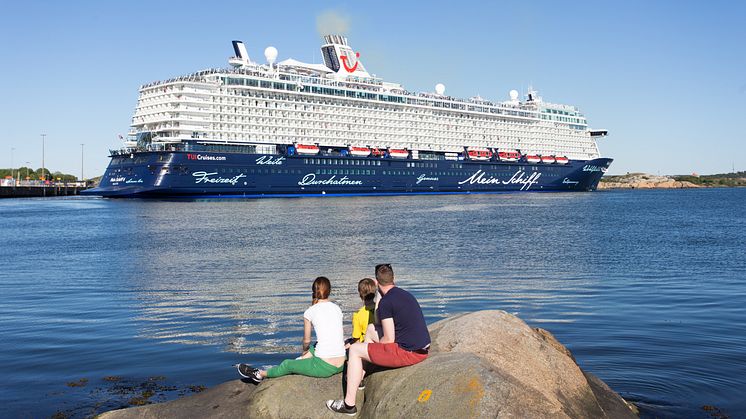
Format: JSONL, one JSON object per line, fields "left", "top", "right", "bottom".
{"left": 600, "top": 171, "right": 746, "bottom": 189}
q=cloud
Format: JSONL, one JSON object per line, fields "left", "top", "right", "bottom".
{"left": 316, "top": 10, "right": 351, "bottom": 36}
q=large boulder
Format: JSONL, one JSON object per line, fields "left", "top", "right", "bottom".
{"left": 428, "top": 310, "right": 607, "bottom": 417}
{"left": 245, "top": 373, "right": 361, "bottom": 418}
{"left": 359, "top": 352, "right": 560, "bottom": 418}
{"left": 99, "top": 310, "right": 636, "bottom": 418}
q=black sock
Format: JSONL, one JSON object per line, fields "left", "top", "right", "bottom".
{"left": 344, "top": 401, "right": 355, "bottom": 409}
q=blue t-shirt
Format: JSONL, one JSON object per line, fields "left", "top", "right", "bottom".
{"left": 377, "top": 287, "right": 431, "bottom": 351}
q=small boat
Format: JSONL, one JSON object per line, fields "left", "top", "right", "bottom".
{"left": 388, "top": 148, "right": 409, "bottom": 159}
{"left": 525, "top": 155, "right": 541, "bottom": 163}
{"left": 555, "top": 156, "right": 569, "bottom": 165}
{"left": 541, "top": 155, "right": 556, "bottom": 164}
{"left": 348, "top": 146, "right": 371, "bottom": 157}
{"left": 497, "top": 150, "right": 521, "bottom": 161}
{"left": 466, "top": 147, "right": 493, "bottom": 161}
{"left": 295, "top": 144, "right": 320, "bottom": 155}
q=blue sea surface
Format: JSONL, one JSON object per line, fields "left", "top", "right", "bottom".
{"left": 0, "top": 188, "right": 744, "bottom": 418}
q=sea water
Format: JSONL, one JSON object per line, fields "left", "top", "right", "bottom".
{"left": 0, "top": 188, "right": 744, "bottom": 418}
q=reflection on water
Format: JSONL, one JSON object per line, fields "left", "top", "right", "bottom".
{"left": 1, "top": 189, "right": 745, "bottom": 418}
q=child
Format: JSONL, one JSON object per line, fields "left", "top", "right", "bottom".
{"left": 237, "top": 276, "right": 346, "bottom": 383}
{"left": 350, "top": 278, "right": 377, "bottom": 344}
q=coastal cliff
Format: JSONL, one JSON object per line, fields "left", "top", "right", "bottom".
{"left": 599, "top": 173, "right": 699, "bottom": 189}
{"left": 99, "top": 311, "right": 637, "bottom": 418}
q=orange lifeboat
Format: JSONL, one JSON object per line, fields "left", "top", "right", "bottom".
{"left": 295, "top": 144, "right": 320, "bottom": 155}
{"left": 525, "top": 155, "right": 541, "bottom": 163}
{"left": 388, "top": 148, "right": 409, "bottom": 159}
{"left": 555, "top": 156, "right": 569, "bottom": 165}
{"left": 497, "top": 150, "right": 521, "bottom": 161}
{"left": 466, "top": 147, "right": 493, "bottom": 161}
{"left": 541, "top": 155, "right": 556, "bottom": 164}
{"left": 348, "top": 146, "right": 371, "bottom": 157}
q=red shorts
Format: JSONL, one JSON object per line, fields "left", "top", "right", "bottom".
{"left": 367, "top": 342, "right": 428, "bottom": 368}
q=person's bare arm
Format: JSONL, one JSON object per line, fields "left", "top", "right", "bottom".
{"left": 301, "top": 318, "right": 312, "bottom": 354}
{"left": 379, "top": 318, "right": 395, "bottom": 344}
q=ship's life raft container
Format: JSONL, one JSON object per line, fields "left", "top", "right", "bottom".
{"left": 467, "top": 147, "right": 492, "bottom": 161}
{"left": 497, "top": 150, "right": 521, "bottom": 161}
{"left": 295, "top": 144, "right": 320, "bottom": 155}
{"left": 541, "top": 155, "right": 556, "bottom": 164}
{"left": 348, "top": 146, "right": 371, "bottom": 157}
{"left": 388, "top": 148, "right": 409, "bottom": 159}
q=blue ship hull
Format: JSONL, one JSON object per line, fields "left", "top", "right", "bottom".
{"left": 84, "top": 151, "right": 612, "bottom": 198}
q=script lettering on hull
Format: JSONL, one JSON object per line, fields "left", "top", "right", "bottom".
{"left": 582, "top": 165, "right": 607, "bottom": 173}
{"left": 192, "top": 171, "right": 246, "bottom": 185}
{"left": 298, "top": 174, "right": 363, "bottom": 186}
{"left": 255, "top": 156, "right": 285, "bottom": 165}
{"left": 416, "top": 174, "right": 439, "bottom": 184}
{"left": 458, "top": 170, "right": 542, "bottom": 191}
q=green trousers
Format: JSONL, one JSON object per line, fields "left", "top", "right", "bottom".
{"left": 266, "top": 346, "right": 345, "bottom": 378}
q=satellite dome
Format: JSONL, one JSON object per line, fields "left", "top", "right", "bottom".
{"left": 435, "top": 83, "right": 445, "bottom": 95}
{"left": 264, "top": 46, "right": 278, "bottom": 64}
{"left": 509, "top": 89, "right": 519, "bottom": 101}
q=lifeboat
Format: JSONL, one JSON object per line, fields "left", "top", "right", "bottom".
{"left": 525, "top": 155, "right": 541, "bottom": 163}
{"left": 348, "top": 146, "right": 371, "bottom": 157}
{"left": 388, "top": 148, "right": 409, "bottom": 159}
{"left": 295, "top": 144, "right": 320, "bottom": 155}
{"left": 466, "top": 147, "right": 493, "bottom": 161}
{"left": 497, "top": 150, "right": 521, "bottom": 161}
{"left": 541, "top": 155, "right": 556, "bottom": 164}
{"left": 555, "top": 156, "right": 569, "bottom": 165}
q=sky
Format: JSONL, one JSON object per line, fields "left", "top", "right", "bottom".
{"left": 0, "top": 0, "right": 744, "bottom": 177}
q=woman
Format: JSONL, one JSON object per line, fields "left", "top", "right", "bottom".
{"left": 237, "top": 276, "right": 346, "bottom": 383}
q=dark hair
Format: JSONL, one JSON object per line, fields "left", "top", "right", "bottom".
{"left": 358, "top": 278, "right": 376, "bottom": 303}
{"left": 375, "top": 264, "right": 394, "bottom": 286}
{"left": 312, "top": 276, "right": 331, "bottom": 305}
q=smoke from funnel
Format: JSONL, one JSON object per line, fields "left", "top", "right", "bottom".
{"left": 316, "top": 10, "right": 351, "bottom": 36}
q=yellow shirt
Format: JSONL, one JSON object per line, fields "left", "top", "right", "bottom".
{"left": 352, "top": 306, "right": 375, "bottom": 342}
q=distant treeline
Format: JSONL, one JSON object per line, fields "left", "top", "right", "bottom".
{"left": 674, "top": 172, "right": 746, "bottom": 187}
{"left": 0, "top": 167, "right": 79, "bottom": 182}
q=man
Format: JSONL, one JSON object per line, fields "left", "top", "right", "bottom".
{"left": 327, "top": 264, "right": 430, "bottom": 415}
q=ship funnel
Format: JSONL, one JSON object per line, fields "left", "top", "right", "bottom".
{"left": 229, "top": 40, "right": 251, "bottom": 67}
{"left": 320, "top": 34, "right": 370, "bottom": 77}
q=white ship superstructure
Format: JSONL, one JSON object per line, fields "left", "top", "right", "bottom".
{"left": 130, "top": 36, "right": 602, "bottom": 160}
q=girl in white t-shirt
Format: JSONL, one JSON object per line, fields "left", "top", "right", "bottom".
{"left": 237, "top": 276, "right": 346, "bottom": 383}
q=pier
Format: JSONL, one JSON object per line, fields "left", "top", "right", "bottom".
{"left": 0, "top": 183, "right": 90, "bottom": 198}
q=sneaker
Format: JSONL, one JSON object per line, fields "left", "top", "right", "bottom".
{"left": 236, "top": 363, "right": 263, "bottom": 384}
{"left": 326, "top": 399, "right": 357, "bottom": 416}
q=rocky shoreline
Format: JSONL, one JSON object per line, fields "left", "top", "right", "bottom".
{"left": 599, "top": 173, "right": 699, "bottom": 190}
{"left": 99, "top": 310, "right": 637, "bottom": 418}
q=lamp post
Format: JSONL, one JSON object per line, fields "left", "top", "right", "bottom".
{"left": 41, "top": 133, "right": 46, "bottom": 197}
{"left": 10, "top": 147, "right": 14, "bottom": 184}
{"left": 80, "top": 143, "right": 85, "bottom": 183}
{"left": 25, "top": 162, "right": 30, "bottom": 182}
{"left": 41, "top": 134, "right": 46, "bottom": 181}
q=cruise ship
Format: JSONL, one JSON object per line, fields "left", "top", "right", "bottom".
{"left": 85, "top": 35, "right": 612, "bottom": 198}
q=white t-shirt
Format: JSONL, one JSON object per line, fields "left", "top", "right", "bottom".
{"left": 303, "top": 301, "right": 345, "bottom": 359}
